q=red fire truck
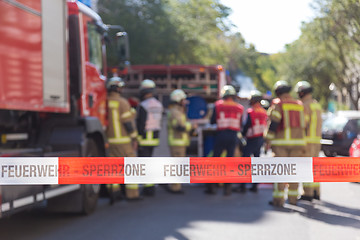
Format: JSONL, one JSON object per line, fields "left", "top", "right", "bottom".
{"left": 0, "top": 0, "right": 127, "bottom": 216}
{"left": 124, "top": 64, "right": 227, "bottom": 106}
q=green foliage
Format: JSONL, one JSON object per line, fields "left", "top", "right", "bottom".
{"left": 274, "top": 0, "right": 360, "bottom": 110}
{"left": 98, "top": 0, "right": 231, "bottom": 65}
{"left": 225, "top": 33, "right": 277, "bottom": 94}
{"left": 99, "top": 0, "right": 360, "bottom": 108}
{"left": 98, "top": 0, "right": 278, "bottom": 98}
{"left": 99, "top": 0, "right": 181, "bottom": 65}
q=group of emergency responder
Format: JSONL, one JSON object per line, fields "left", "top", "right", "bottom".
{"left": 106, "top": 77, "right": 194, "bottom": 203}
{"left": 105, "top": 75, "right": 322, "bottom": 208}
{"left": 266, "top": 80, "right": 322, "bottom": 207}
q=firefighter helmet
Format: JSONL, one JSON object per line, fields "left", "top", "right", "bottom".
{"left": 250, "top": 90, "right": 262, "bottom": 104}
{"left": 170, "top": 89, "right": 187, "bottom": 103}
{"left": 221, "top": 85, "right": 237, "bottom": 98}
{"left": 260, "top": 99, "right": 270, "bottom": 110}
{"left": 106, "top": 77, "right": 125, "bottom": 91}
{"left": 140, "top": 79, "right": 156, "bottom": 96}
{"left": 140, "top": 79, "right": 156, "bottom": 90}
{"left": 294, "top": 81, "right": 312, "bottom": 98}
{"left": 273, "top": 80, "right": 291, "bottom": 96}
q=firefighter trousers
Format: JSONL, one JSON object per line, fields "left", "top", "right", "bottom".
{"left": 138, "top": 146, "right": 156, "bottom": 195}
{"left": 303, "top": 143, "right": 321, "bottom": 199}
{"left": 271, "top": 146, "right": 305, "bottom": 206}
{"left": 240, "top": 137, "right": 264, "bottom": 191}
{"left": 206, "top": 131, "right": 237, "bottom": 196}
{"left": 108, "top": 143, "right": 139, "bottom": 200}
{"left": 168, "top": 146, "right": 186, "bottom": 192}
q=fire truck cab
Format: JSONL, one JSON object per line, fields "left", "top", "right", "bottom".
{"left": 0, "top": 0, "right": 127, "bottom": 217}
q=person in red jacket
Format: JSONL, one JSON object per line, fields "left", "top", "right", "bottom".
{"left": 237, "top": 90, "right": 268, "bottom": 193}
{"left": 205, "top": 85, "right": 244, "bottom": 196}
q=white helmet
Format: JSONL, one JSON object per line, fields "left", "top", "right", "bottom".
{"left": 170, "top": 89, "right": 187, "bottom": 103}
{"left": 250, "top": 90, "right": 262, "bottom": 104}
{"left": 295, "top": 80, "right": 313, "bottom": 98}
{"left": 140, "top": 79, "right": 156, "bottom": 96}
{"left": 221, "top": 85, "right": 236, "bottom": 98}
{"left": 106, "top": 77, "right": 125, "bottom": 90}
{"left": 294, "top": 81, "right": 312, "bottom": 93}
{"left": 260, "top": 99, "right": 270, "bottom": 109}
{"left": 140, "top": 79, "right": 156, "bottom": 90}
{"left": 273, "top": 80, "right": 291, "bottom": 96}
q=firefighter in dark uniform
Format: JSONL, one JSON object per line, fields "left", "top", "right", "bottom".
{"left": 295, "top": 81, "right": 322, "bottom": 201}
{"left": 106, "top": 77, "right": 140, "bottom": 203}
{"left": 265, "top": 80, "right": 306, "bottom": 207}
{"left": 205, "top": 85, "right": 244, "bottom": 196}
{"left": 238, "top": 90, "right": 268, "bottom": 193}
{"left": 137, "top": 79, "right": 163, "bottom": 196}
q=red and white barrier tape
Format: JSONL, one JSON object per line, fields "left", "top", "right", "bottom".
{"left": 0, "top": 157, "right": 359, "bottom": 185}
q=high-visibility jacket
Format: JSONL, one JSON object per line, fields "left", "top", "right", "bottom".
{"left": 167, "top": 104, "right": 192, "bottom": 147}
{"left": 244, "top": 103, "right": 268, "bottom": 139}
{"left": 301, "top": 95, "right": 322, "bottom": 144}
{"left": 266, "top": 94, "right": 306, "bottom": 146}
{"left": 214, "top": 99, "right": 244, "bottom": 131}
{"left": 137, "top": 97, "right": 163, "bottom": 147}
{"left": 107, "top": 92, "right": 138, "bottom": 144}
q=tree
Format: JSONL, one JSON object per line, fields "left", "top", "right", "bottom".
{"left": 99, "top": 0, "right": 181, "bottom": 65}
{"left": 274, "top": 0, "right": 360, "bottom": 109}
{"left": 275, "top": 22, "right": 333, "bottom": 107}
{"left": 98, "top": 0, "right": 232, "bottom": 65}
{"left": 98, "top": 0, "right": 281, "bottom": 96}
{"left": 321, "top": 0, "right": 360, "bottom": 109}
{"left": 226, "top": 33, "right": 275, "bottom": 94}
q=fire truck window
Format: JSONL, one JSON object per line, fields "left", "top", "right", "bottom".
{"left": 87, "top": 23, "right": 103, "bottom": 74}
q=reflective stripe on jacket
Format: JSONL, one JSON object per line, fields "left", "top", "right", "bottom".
{"left": 302, "top": 95, "right": 322, "bottom": 144}
{"left": 141, "top": 97, "right": 163, "bottom": 131}
{"left": 214, "top": 99, "right": 244, "bottom": 131}
{"left": 137, "top": 97, "right": 163, "bottom": 147}
{"left": 107, "top": 92, "right": 137, "bottom": 144}
{"left": 138, "top": 131, "right": 160, "bottom": 146}
{"left": 168, "top": 104, "right": 191, "bottom": 147}
{"left": 267, "top": 95, "right": 306, "bottom": 146}
{"left": 246, "top": 103, "right": 268, "bottom": 139}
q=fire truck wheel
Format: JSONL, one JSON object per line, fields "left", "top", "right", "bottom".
{"left": 82, "top": 184, "right": 100, "bottom": 215}
{"left": 324, "top": 149, "right": 336, "bottom": 157}
{"left": 82, "top": 138, "right": 101, "bottom": 215}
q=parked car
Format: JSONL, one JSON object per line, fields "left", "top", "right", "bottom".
{"left": 321, "top": 111, "right": 360, "bottom": 157}
{"left": 349, "top": 137, "right": 360, "bottom": 157}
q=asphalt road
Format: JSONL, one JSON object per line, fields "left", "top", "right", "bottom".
{"left": 0, "top": 182, "right": 360, "bottom": 240}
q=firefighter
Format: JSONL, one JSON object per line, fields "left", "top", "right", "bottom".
{"left": 137, "top": 79, "right": 163, "bottom": 196}
{"left": 295, "top": 81, "right": 322, "bottom": 201}
{"left": 238, "top": 90, "right": 268, "bottom": 193}
{"left": 167, "top": 89, "right": 193, "bottom": 193}
{"left": 260, "top": 99, "right": 270, "bottom": 110}
{"left": 106, "top": 77, "right": 140, "bottom": 203}
{"left": 205, "top": 85, "right": 244, "bottom": 196}
{"left": 265, "top": 80, "right": 306, "bottom": 207}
